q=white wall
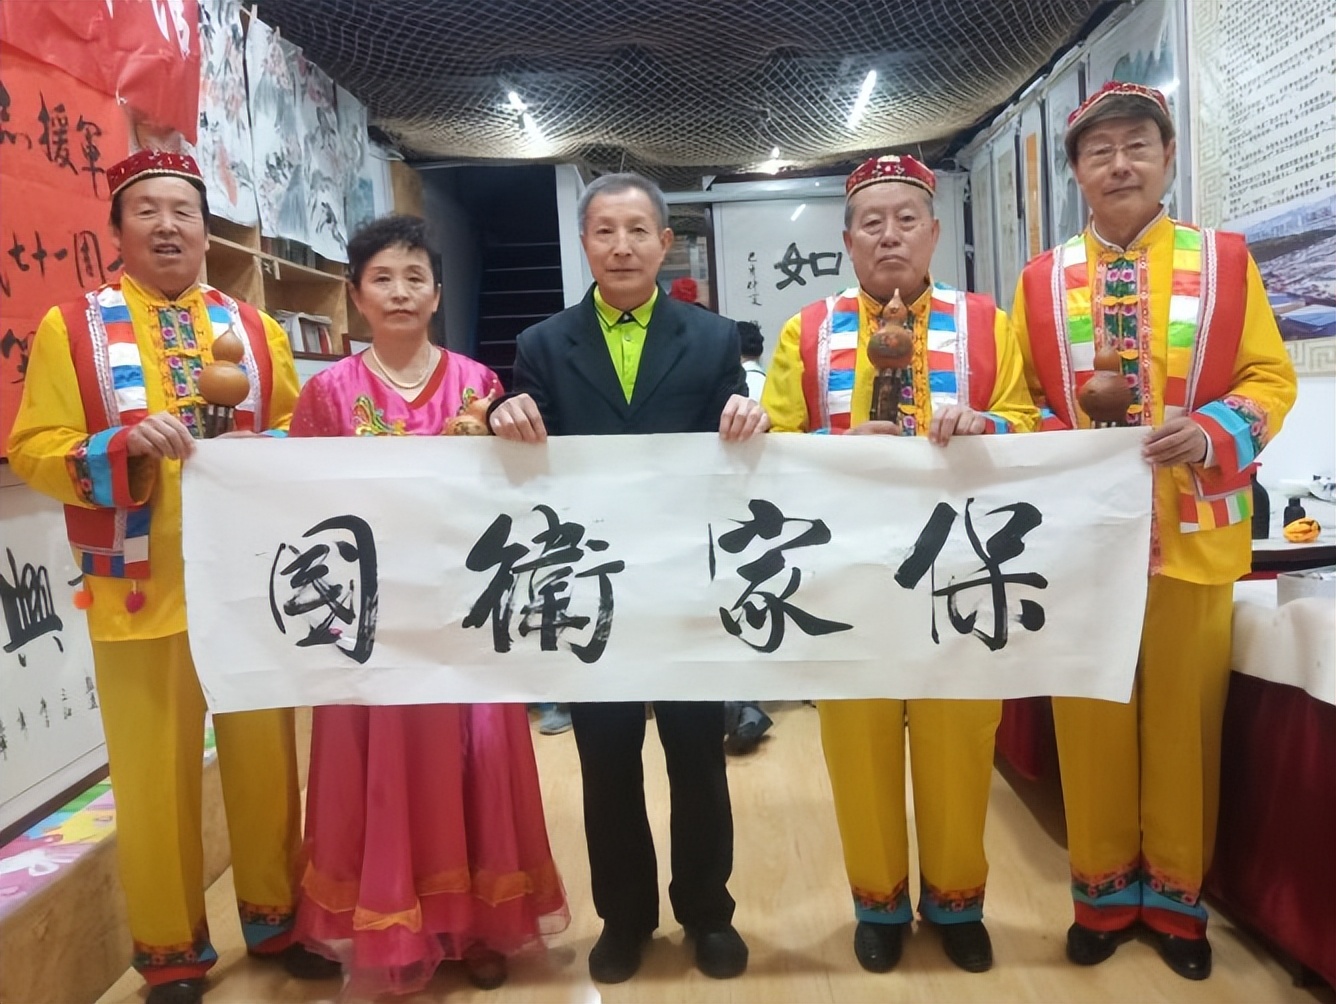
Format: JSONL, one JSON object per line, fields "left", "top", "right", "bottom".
{"left": 1257, "top": 374, "right": 1336, "bottom": 489}
{"left": 555, "top": 164, "right": 594, "bottom": 306}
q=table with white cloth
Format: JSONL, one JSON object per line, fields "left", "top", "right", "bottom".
{"left": 1203, "top": 577, "right": 1335, "bottom": 988}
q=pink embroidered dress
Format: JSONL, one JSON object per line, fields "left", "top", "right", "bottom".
{"left": 289, "top": 349, "right": 568, "bottom": 996}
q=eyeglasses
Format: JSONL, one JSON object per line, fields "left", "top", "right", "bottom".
{"left": 1078, "top": 138, "right": 1162, "bottom": 168}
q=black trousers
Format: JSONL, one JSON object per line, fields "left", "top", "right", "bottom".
{"left": 570, "top": 700, "right": 735, "bottom": 934}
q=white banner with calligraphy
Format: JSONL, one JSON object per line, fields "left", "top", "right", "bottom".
{"left": 182, "top": 430, "right": 1151, "bottom": 712}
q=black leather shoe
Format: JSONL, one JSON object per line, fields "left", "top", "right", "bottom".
{"left": 588, "top": 926, "right": 651, "bottom": 984}
{"left": 1150, "top": 931, "right": 1212, "bottom": 981}
{"left": 257, "top": 943, "right": 342, "bottom": 980}
{"left": 853, "top": 920, "right": 905, "bottom": 973}
{"left": 688, "top": 924, "right": 749, "bottom": 979}
{"left": 462, "top": 944, "right": 508, "bottom": 990}
{"left": 146, "top": 979, "right": 206, "bottom": 1004}
{"left": 1066, "top": 922, "right": 1134, "bottom": 966}
{"left": 940, "top": 920, "right": 993, "bottom": 973}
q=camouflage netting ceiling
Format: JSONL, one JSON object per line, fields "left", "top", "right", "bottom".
{"left": 254, "top": 0, "right": 1113, "bottom": 188}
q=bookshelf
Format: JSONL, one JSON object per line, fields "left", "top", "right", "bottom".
{"left": 203, "top": 217, "right": 349, "bottom": 356}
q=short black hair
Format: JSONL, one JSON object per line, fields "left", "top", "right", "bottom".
{"left": 109, "top": 178, "right": 210, "bottom": 230}
{"left": 737, "top": 320, "right": 764, "bottom": 358}
{"left": 346, "top": 214, "right": 439, "bottom": 288}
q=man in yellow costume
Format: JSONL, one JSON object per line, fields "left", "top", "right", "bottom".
{"left": 1009, "top": 82, "right": 1296, "bottom": 981}
{"left": 8, "top": 151, "right": 338, "bottom": 1004}
{"left": 762, "top": 153, "right": 1037, "bottom": 974}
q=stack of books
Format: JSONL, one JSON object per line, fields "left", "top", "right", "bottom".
{"left": 273, "top": 311, "right": 334, "bottom": 354}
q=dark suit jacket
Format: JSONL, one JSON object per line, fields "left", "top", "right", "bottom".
{"left": 502, "top": 285, "right": 747, "bottom": 435}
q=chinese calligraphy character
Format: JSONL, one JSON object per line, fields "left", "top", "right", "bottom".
{"left": 38, "top": 698, "right": 49, "bottom": 728}
{"left": 73, "top": 230, "right": 116, "bottom": 288}
{"left": 2, "top": 330, "right": 31, "bottom": 382}
{"left": 0, "top": 719, "right": 6, "bottom": 759}
{"left": 37, "top": 94, "right": 78, "bottom": 176}
{"left": 85, "top": 674, "right": 99, "bottom": 710}
{"left": 464, "top": 505, "right": 625, "bottom": 664}
{"left": 894, "top": 499, "right": 1048, "bottom": 651}
{"left": 269, "top": 515, "right": 379, "bottom": 664}
{"left": 76, "top": 115, "right": 106, "bottom": 196}
{"left": 62, "top": 689, "right": 73, "bottom": 720}
{"left": 747, "top": 251, "right": 762, "bottom": 306}
{"left": 0, "top": 548, "right": 65, "bottom": 667}
{"left": 774, "top": 242, "right": 843, "bottom": 290}
{"left": 8, "top": 233, "right": 30, "bottom": 274}
{"left": 709, "top": 499, "right": 852, "bottom": 653}
{"left": 0, "top": 80, "right": 32, "bottom": 149}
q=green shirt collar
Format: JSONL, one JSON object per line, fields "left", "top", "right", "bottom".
{"left": 594, "top": 286, "right": 658, "bottom": 329}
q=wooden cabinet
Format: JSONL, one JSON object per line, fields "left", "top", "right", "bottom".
{"left": 202, "top": 217, "right": 354, "bottom": 355}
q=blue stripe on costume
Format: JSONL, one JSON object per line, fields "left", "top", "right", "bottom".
{"left": 830, "top": 309, "right": 860, "bottom": 334}
{"left": 207, "top": 304, "right": 232, "bottom": 324}
{"left": 828, "top": 369, "right": 856, "bottom": 392}
{"left": 1143, "top": 884, "right": 1208, "bottom": 921}
{"left": 100, "top": 304, "right": 132, "bottom": 324}
{"left": 125, "top": 506, "right": 151, "bottom": 537}
{"left": 84, "top": 428, "right": 121, "bottom": 507}
{"left": 928, "top": 370, "right": 957, "bottom": 394}
{"left": 927, "top": 310, "right": 954, "bottom": 331}
{"left": 1073, "top": 880, "right": 1142, "bottom": 910}
{"left": 1195, "top": 400, "right": 1257, "bottom": 467}
{"left": 853, "top": 892, "right": 913, "bottom": 926}
{"left": 262, "top": 429, "right": 287, "bottom": 438}
{"left": 111, "top": 365, "right": 144, "bottom": 389}
{"left": 981, "top": 412, "right": 1009, "bottom": 434}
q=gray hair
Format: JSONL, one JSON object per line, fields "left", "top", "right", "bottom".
{"left": 578, "top": 172, "right": 670, "bottom": 235}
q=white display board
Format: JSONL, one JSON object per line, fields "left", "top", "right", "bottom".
{"left": 991, "top": 130, "right": 1023, "bottom": 311}
{"left": 183, "top": 430, "right": 1152, "bottom": 712}
{"left": 715, "top": 195, "right": 854, "bottom": 368}
{"left": 0, "top": 473, "right": 105, "bottom": 839}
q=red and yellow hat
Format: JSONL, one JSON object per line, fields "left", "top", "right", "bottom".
{"left": 845, "top": 153, "right": 936, "bottom": 199}
{"left": 107, "top": 149, "right": 205, "bottom": 199}
{"left": 1064, "top": 81, "right": 1174, "bottom": 163}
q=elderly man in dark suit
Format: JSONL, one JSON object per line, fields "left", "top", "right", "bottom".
{"left": 488, "top": 172, "right": 767, "bottom": 984}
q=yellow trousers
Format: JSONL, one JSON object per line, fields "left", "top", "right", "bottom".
{"left": 93, "top": 633, "right": 301, "bottom": 983}
{"left": 1052, "top": 575, "right": 1233, "bottom": 938}
{"left": 819, "top": 698, "right": 1001, "bottom": 925}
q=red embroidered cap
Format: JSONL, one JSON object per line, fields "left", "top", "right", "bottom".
{"left": 107, "top": 149, "right": 205, "bottom": 199}
{"left": 845, "top": 154, "right": 936, "bottom": 199}
{"left": 1064, "top": 81, "right": 1175, "bottom": 163}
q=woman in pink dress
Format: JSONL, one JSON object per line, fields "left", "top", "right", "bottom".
{"left": 290, "top": 215, "right": 568, "bottom": 997}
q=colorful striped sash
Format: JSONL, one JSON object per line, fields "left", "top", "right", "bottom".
{"left": 1025, "top": 223, "right": 1252, "bottom": 531}
{"left": 798, "top": 283, "right": 999, "bottom": 434}
{"left": 61, "top": 282, "right": 273, "bottom": 579}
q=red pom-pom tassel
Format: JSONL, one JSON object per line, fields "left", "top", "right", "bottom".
{"left": 125, "top": 586, "right": 146, "bottom": 614}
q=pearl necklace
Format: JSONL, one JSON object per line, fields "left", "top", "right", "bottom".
{"left": 369, "top": 344, "right": 434, "bottom": 389}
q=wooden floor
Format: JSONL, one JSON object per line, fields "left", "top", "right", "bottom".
{"left": 99, "top": 704, "right": 1330, "bottom": 1004}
